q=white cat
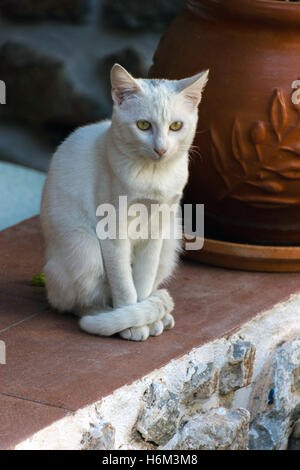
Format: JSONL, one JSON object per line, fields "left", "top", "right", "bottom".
{"left": 40, "top": 64, "right": 208, "bottom": 341}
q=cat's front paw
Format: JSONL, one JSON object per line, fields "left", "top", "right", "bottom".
{"left": 152, "top": 288, "right": 175, "bottom": 316}
{"left": 150, "top": 289, "right": 175, "bottom": 332}
{"left": 148, "top": 313, "right": 175, "bottom": 336}
{"left": 162, "top": 313, "right": 175, "bottom": 330}
{"left": 148, "top": 320, "right": 164, "bottom": 336}
{"left": 119, "top": 325, "right": 150, "bottom": 341}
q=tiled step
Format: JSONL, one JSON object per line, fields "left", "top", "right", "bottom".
{"left": 1, "top": 216, "right": 300, "bottom": 449}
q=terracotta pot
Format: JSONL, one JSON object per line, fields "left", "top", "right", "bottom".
{"left": 149, "top": 0, "right": 300, "bottom": 245}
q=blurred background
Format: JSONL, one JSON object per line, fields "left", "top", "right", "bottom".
{"left": 0, "top": 0, "right": 182, "bottom": 229}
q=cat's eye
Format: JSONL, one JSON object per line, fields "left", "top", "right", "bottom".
{"left": 170, "top": 121, "right": 183, "bottom": 131}
{"left": 137, "top": 120, "right": 151, "bottom": 131}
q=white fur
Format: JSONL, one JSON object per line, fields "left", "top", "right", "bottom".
{"left": 40, "top": 64, "right": 208, "bottom": 341}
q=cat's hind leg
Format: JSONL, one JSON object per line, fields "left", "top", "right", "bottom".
{"left": 44, "top": 229, "right": 109, "bottom": 314}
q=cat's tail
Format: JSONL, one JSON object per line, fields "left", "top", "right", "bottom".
{"left": 79, "top": 289, "right": 174, "bottom": 337}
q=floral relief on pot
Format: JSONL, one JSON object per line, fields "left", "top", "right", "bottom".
{"left": 211, "top": 87, "right": 300, "bottom": 209}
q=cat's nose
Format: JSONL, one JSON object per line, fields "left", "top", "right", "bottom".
{"left": 154, "top": 147, "right": 167, "bottom": 157}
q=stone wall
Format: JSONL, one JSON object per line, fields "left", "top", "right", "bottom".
{"left": 0, "top": 0, "right": 182, "bottom": 171}
{"left": 15, "top": 293, "right": 300, "bottom": 450}
{"left": 135, "top": 339, "right": 254, "bottom": 450}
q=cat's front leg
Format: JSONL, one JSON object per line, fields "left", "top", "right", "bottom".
{"left": 120, "top": 238, "right": 173, "bottom": 341}
{"left": 119, "top": 239, "right": 162, "bottom": 341}
{"left": 151, "top": 236, "right": 181, "bottom": 332}
{"left": 100, "top": 238, "right": 137, "bottom": 307}
{"left": 133, "top": 238, "right": 163, "bottom": 301}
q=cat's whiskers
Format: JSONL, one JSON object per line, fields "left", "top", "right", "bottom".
{"left": 178, "top": 143, "right": 203, "bottom": 162}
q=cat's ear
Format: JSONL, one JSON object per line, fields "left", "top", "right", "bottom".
{"left": 111, "top": 64, "right": 142, "bottom": 106}
{"left": 178, "top": 69, "right": 209, "bottom": 108}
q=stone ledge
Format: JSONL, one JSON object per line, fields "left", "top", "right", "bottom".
{"left": 1, "top": 216, "right": 300, "bottom": 449}
{"left": 14, "top": 296, "right": 300, "bottom": 450}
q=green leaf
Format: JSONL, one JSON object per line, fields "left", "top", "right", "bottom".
{"left": 31, "top": 272, "right": 45, "bottom": 287}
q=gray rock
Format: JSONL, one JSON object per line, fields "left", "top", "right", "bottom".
{"left": 81, "top": 419, "right": 115, "bottom": 450}
{"left": 98, "top": 46, "right": 147, "bottom": 102}
{"left": 249, "top": 340, "right": 300, "bottom": 450}
{"left": 0, "top": 123, "right": 52, "bottom": 172}
{"left": 0, "top": 0, "right": 88, "bottom": 22}
{"left": 182, "top": 361, "right": 218, "bottom": 403}
{"left": 219, "top": 339, "right": 255, "bottom": 395}
{"left": 136, "top": 382, "right": 180, "bottom": 446}
{"left": 0, "top": 41, "right": 103, "bottom": 128}
{"left": 98, "top": 47, "right": 147, "bottom": 80}
{"left": 162, "top": 407, "right": 250, "bottom": 450}
{"left": 0, "top": 80, "right": 5, "bottom": 105}
{"left": 288, "top": 418, "right": 300, "bottom": 450}
{"left": 102, "top": 0, "right": 182, "bottom": 32}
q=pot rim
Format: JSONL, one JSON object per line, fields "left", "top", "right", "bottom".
{"left": 185, "top": 0, "right": 300, "bottom": 26}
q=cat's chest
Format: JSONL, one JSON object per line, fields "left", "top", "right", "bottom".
{"left": 131, "top": 194, "right": 181, "bottom": 207}
{"left": 123, "top": 159, "right": 188, "bottom": 203}
{"left": 128, "top": 180, "right": 183, "bottom": 205}
{"left": 126, "top": 195, "right": 180, "bottom": 241}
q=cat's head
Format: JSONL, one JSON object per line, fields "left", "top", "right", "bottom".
{"left": 110, "top": 64, "right": 208, "bottom": 163}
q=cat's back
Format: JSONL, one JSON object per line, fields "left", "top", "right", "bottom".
{"left": 41, "top": 120, "right": 111, "bottom": 228}
{"left": 44, "top": 120, "right": 111, "bottom": 191}
{"left": 51, "top": 120, "right": 110, "bottom": 171}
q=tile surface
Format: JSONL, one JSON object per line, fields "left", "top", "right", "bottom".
{"left": 1, "top": 216, "right": 300, "bottom": 448}
{"left": 0, "top": 292, "right": 46, "bottom": 331}
{"left": 0, "top": 393, "right": 68, "bottom": 450}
